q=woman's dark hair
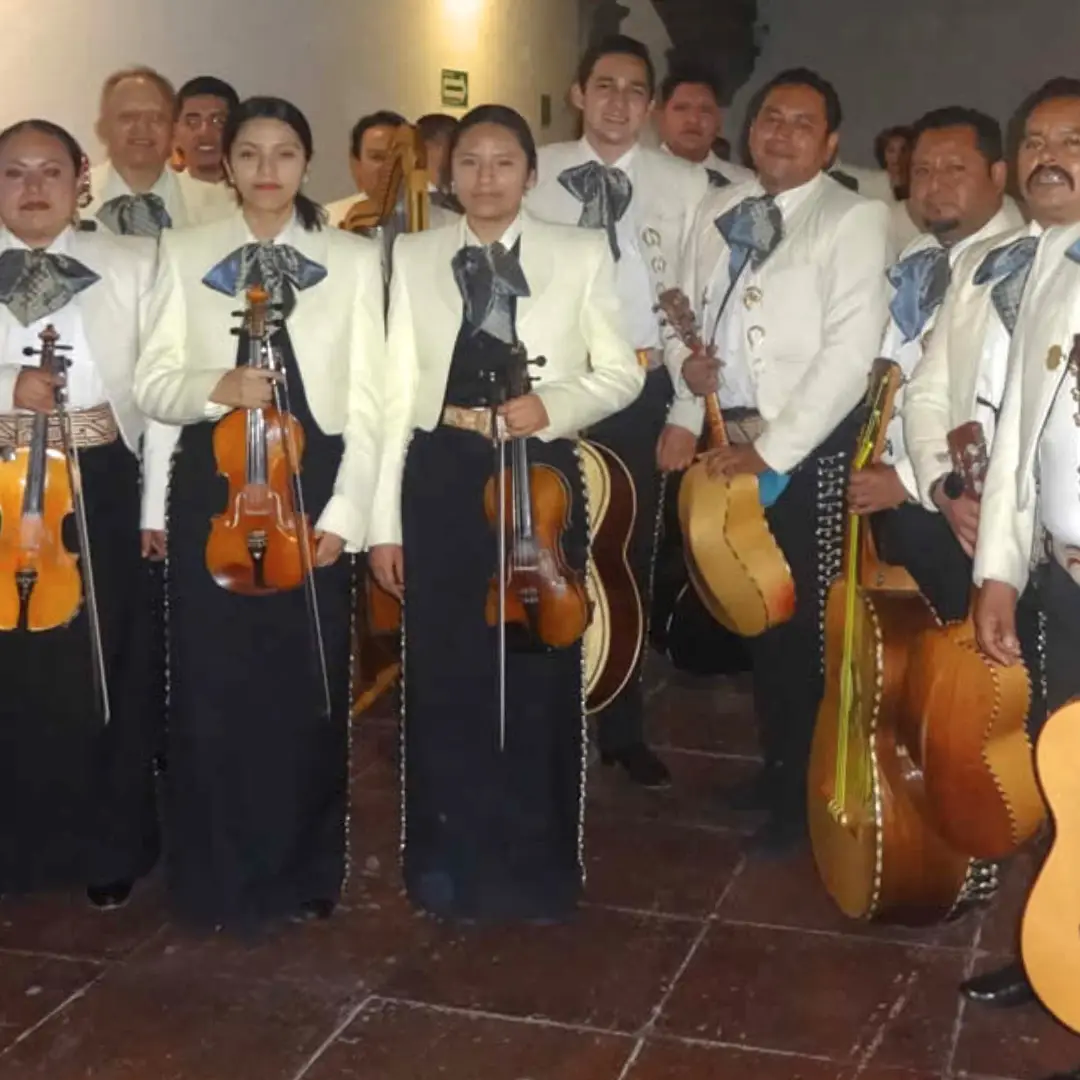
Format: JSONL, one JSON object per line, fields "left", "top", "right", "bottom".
{"left": 448, "top": 105, "right": 538, "bottom": 174}
{"left": 222, "top": 96, "right": 326, "bottom": 231}
{"left": 0, "top": 119, "right": 84, "bottom": 174}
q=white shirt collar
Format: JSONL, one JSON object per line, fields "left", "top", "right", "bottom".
{"left": 5, "top": 225, "right": 75, "bottom": 256}
{"left": 579, "top": 135, "right": 638, "bottom": 173}
{"left": 464, "top": 213, "right": 523, "bottom": 250}
{"left": 242, "top": 212, "right": 305, "bottom": 247}
{"left": 100, "top": 162, "right": 174, "bottom": 203}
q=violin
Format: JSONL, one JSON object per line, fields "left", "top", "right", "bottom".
{"left": 482, "top": 344, "right": 590, "bottom": 651}
{"left": 205, "top": 285, "right": 315, "bottom": 595}
{"left": 0, "top": 325, "right": 81, "bottom": 631}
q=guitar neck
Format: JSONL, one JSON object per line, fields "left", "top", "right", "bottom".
{"left": 703, "top": 393, "right": 730, "bottom": 450}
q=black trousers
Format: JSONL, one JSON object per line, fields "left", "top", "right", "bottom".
{"left": 586, "top": 366, "right": 671, "bottom": 753}
{"left": 1042, "top": 560, "right": 1080, "bottom": 712}
{"left": 875, "top": 503, "right": 1047, "bottom": 738}
{"left": 750, "top": 415, "right": 859, "bottom": 819}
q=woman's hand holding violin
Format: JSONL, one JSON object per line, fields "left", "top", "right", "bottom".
{"left": 498, "top": 393, "right": 549, "bottom": 439}
{"left": 210, "top": 367, "right": 282, "bottom": 410}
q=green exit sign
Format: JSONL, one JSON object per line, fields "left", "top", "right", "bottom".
{"left": 441, "top": 69, "right": 469, "bottom": 108}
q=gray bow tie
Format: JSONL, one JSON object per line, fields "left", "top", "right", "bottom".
{"left": 886, "top": 246, "right": 950, "bottom": 343}
{"left": 0, "top": 248, "right": 100, "bottom": 327}
{"left": 96, "top": 192, "right": 172, "bottom": 238}
{"left": 451, "top": 241, "right": 530, "bottom": 345}
{"left": 558, "top": 161, "right": 633, "bottom": 261}
{"left": 974, "top": 235, "right": 1040, "bottom": 335}
{"left": 202, "top": 242, "right": 328, "bottom": 317}
{"left": 714, "top": 195, "right": 784, "bottom": 281}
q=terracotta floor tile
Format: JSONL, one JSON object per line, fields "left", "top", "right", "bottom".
{"left": 131, "top": 886, "right": 433, "bottom": 995}
{"left": 646, "top": 669, "right": 762, "bottom": 758}
{"left": 381, "top": 906, "right": 699, "bottom": 1032}
{"left": 0, "top": 952, "right": 101, "bottom": 1053}
{"left": 304, "top": 998, "right": 632, "bottom": 1079}
{"left": 953, "top": 988, "right": 1080, "bottom": 1078}
{"left": 0, "top": 879, "right": 167, "bottom": 961}
{"left": 589, "top": 749, "right": 759, "bottom": 834}
{"left": 625, "top": 1039, "right": 945, "bottom": 1079}
{"left": 585, "top": 817, "right": 743, "bottom": 917}
{"left": 657, "top": 922, "right": 967, "bottom": 1073}
{"left": 719, "top": 846, "right": 982, "bottom": 950}
{"left": 0, "top": 963, "right": 358, "bottom": 1080}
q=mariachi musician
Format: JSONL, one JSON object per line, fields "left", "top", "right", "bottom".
{"left": 667, "top": 68, "right": 890, "bottom": 853}
{"left": 527, "top": 34, "right": 708, "bottom": 790}
{"left": 953, "top": 82, "right": 1080, "bottom": 1070}
{"left": 849, "top": 106, "right": 1022, "bottom": 613}
{"left": 134, "top": 96, "right": 384, "bottom": 928}
{"left": 367, "top": 104, "right": 643, "bottom": 923}
{"left": 0, "top": 119, "right": 167, "bottom": 908}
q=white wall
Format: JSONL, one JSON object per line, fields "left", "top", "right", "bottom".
{"left": 0, "top": 0, "right": 580, "bottom": 201}
{"left": 731, "top": 0, "right": 1080, "bottom": 168}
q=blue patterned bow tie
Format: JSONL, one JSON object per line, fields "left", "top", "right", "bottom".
{"left": 887, "top": 246, "right": 950, "bottom": 343}
{"left": 96, "top": 192, "right": 172, "bottom": 238}
{"left": 558, "top": 161, "right": 633, "bottom": 262}
{"left": 0, "top": 248, "right": 100, "bottom": 327}
{"left": 974, "top": 235, "right": 1040, "bottom": 335}
{"left": 202, "top": 242, "right": 327, "bottom": 317}
{"left": 714, "top": 195, "right": 784, "bottom": 281}
{"left": 451, "top": 241, "right": 530, "bottom": 345}
{"left": 706, "top": 168, "right": 731, "bottom": 189}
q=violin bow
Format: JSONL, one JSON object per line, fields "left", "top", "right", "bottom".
{"left": 262, "top": 314, "right": 333, "bottom": 721}
{"left": 40, "top": 330, "right": 111, "bottom": 724}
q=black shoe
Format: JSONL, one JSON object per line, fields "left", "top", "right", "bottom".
{"left": 86, "top": 880, "right": 133, "bottom": 911}
{"left": 743, "top": 814, "right": 806, "bottom": 857}
{"left": 959, "top": 960, "right": 1035, "bottom": 1007}
{"left": 294, "top": 898, "right": 336, "bottom": 922}
{"left": 600, "top": 743, "right": 672, "bottom": 789}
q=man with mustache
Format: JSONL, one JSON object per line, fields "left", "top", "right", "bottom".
{"left": 172, "top": 76, "right": 238, "bottom": 187}
{"left": 665, "top": 68, "right": 890, "bottom": 851}
{"left": 848, "top": 106, "right": 1022, "bottom": 621}
{"left": 961, "top": 81, "right": 1080, "bottom": 1076}
{"left": 85, "top": 67, "right": 233, "bottom": 239}
{"left": 527, "top": 35, "right": 708, "bottom": 789}
{"left": 655, "top": 65, "right": 752, "bottom": 187}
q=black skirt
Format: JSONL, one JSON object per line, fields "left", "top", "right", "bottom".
{"left": 163, "top": 329, "right": 353, "bottom": 927}
{"left": 401, "top": 424, "right": 587, "bottom": 922}
{"left": 0, "top": 439, "right": 159, "bottom": 891}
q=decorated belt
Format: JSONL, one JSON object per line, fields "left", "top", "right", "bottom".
{"left": 0, "top": 402, "right": 119, "bottom": 451}
{"left": 1050, "top": 535, "right": 1080, "bottom": 587}
{"left": 723, "top": 407, "right": 764, "bottom": 446}
{"left": 441, "top": 404, "right": 503, "bottom": 440}
{"left": 636, "top": 348, "right": 661, "bottom": 370}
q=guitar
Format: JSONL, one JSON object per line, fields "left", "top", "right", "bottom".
{"left": 656, "top": 288, "right": 795, "bottom": 638}
{"left": 902, "top": 421, "right": 1040, "bottom": 860}
{"left": 1020, "top": 332, "right": 1080, "bottom": 1033}
{"left": 808, "top": 358, "right": 972, "bottom": 924}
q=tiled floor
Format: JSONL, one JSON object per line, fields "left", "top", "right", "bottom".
{"left": 0, "top": 656, "right": 1074, "bottom": 1080}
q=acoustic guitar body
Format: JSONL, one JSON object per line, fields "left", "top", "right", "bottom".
{"left": 580, "top": 440, "right": 642, "bottom": 715}
{"left": 809, "top": 581, "right": 971, "bottom": 923}
{"left": 677, "top": 462, "right": 795, "bottom": 638}
{"left": 904, "top": 616, "right": 1042, "bottom": 859}
{"left": 1021, "top": 701, "right": 1080, "bottom": 1033}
